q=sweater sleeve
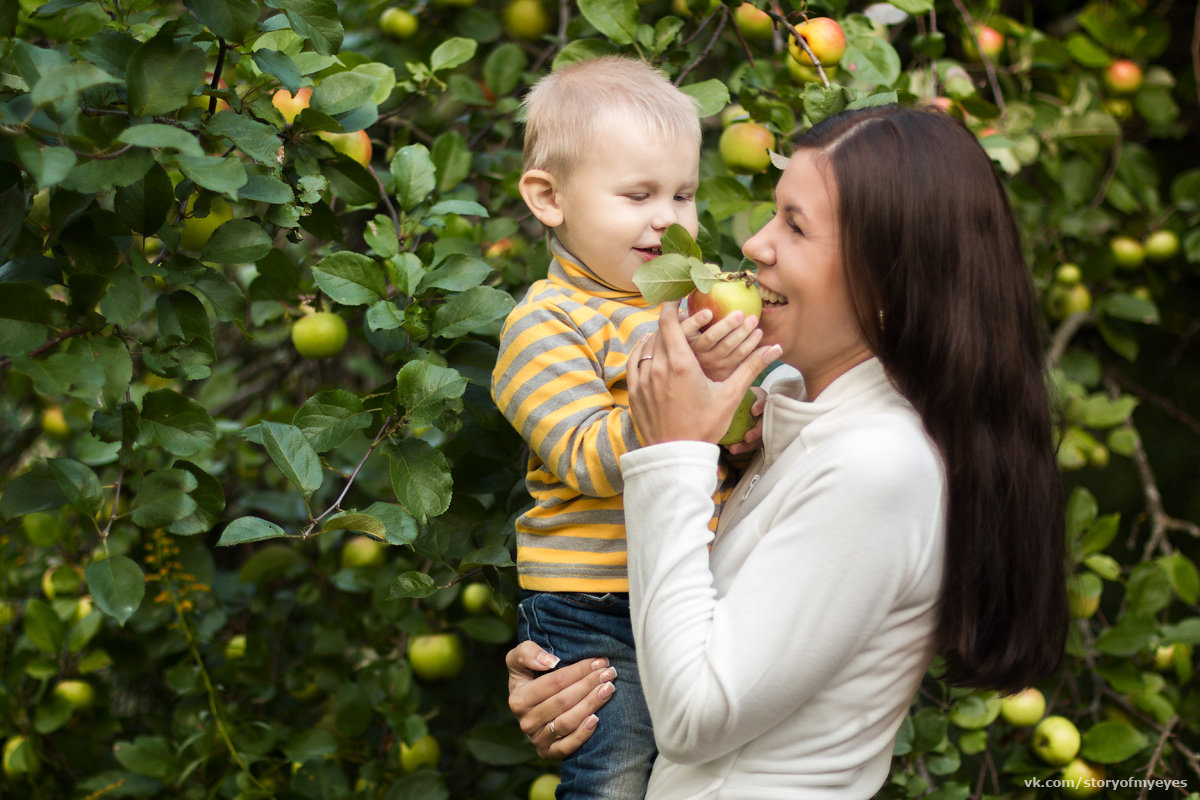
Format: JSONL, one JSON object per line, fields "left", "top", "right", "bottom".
{"left": 620, "top": 435, "right": 940, "bottom": 764}
{"left": 492, "top": 301, "right": 641, "bottom": 498}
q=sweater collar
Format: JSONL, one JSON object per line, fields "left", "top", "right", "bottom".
{"left": 545, "top": 237, "right": 651, "bottom": 306}
{"left": 762, "top": 357, "right": 894, "bottom": 466}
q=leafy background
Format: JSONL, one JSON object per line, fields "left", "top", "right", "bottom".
{"left": 1, "top": 0, "right": 1199, "bottom": 797}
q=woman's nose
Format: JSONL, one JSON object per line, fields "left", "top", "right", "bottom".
{"left": 742, "top": 226, "right": 772, "bottom": 266}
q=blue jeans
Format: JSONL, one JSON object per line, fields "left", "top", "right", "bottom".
{"left": 518, "top": 591, "right": 655, "bottom": 800}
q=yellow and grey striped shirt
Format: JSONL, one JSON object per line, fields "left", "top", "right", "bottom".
{"left": 493, "top": 240, "right": 729, "bottom": 591}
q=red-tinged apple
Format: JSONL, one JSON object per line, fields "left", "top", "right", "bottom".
{"left": 1067, "top": 573, "right": 1101, "bottom": 619}
{"left": 788, "top": 17, "right": 846, "bottom": 67}
{"left": 502, "top": 0, "right": 551, "bottom": 40}
{"left": 1000, "top": 688, "right": 1046, "bottom": 727}
{"left": 529, "top": 774, "right": 560, "bottom": 800}
{"left": 734, "top": 3, "right": 773, "bottom": 41}
{"left": 398, "top": 734, "right": 440, "bottom": 773}
{"left": 1061, "top": 758, "right": 1105, "bottom": 798}
{"left": 687, "top": 272, "right": 763, "bottom": 329}
{"left": 720, "top": 103, "right": 750, "bottom": 127}
{"left": 1104, "top": 59, "right": 1143, "bottom": 95}
{"left": 53, "top": 679, "right": 95, "bottom": 711}
{"left": 720, "top": 389, "right": 759, "bottom": 446}
{"left": 379, "top": 7, "right": 419, "bottom": 39}
{"left": 341, "top": 536, "right": 385, "bottom": 569}
{"left": 408, "top": 633, "right": 465, "bottom": 681}
{"left": 785, "top": 55, "right": 830, "bottom": 84}
{"left": 1143, "top": 230, "right": 1179, "bottom": 262}
{"left": 272, "top": 87, "right": 312, "bottom": 125}
{"left": 719, "top": 122, "right": 774, "bottom": 174}
{"left": 1110, "top": 235, "right": 1145, "bottom": 270}
{"left": 317, "top": 130, "right": 373, "bottom": 167}
{"left": 291, "top": 312, "right": 348, "bottom": 359}
{"left": 965, "top": 24, "right": 1004, "bottom": 61}
{"left": 671, "top": 0, "right": 719, "bottom": 18}
{"left": 191, "top": 72, "right": 231, "bottom": 113}
{"left": 1032, "top": 715, "right": 1081, "bottom": 766}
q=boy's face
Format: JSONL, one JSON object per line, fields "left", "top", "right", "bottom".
{"left": 551, "top": 119, "right": 700, "bottom": 292}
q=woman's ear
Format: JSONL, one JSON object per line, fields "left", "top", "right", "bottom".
{"left": 519, "top": 170, "right": 564, "bottom": 228}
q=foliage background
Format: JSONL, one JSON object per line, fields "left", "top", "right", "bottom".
{"left": 1, "top": 0, "right": 1199, "bottom": 797}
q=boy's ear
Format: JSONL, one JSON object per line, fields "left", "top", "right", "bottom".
{"left": 519, "top": 170, "right": 564, "bottom": 228}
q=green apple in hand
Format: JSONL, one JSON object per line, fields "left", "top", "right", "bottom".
{"left": 687, "top": 273, "right": 762, "bottom": 329}
{"left": 720, "top": 389, "right": 759, "bottom": 446}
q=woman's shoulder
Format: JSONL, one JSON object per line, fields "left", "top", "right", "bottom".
{"left": 817, "top": 405, "right": 943, "bottom": 495}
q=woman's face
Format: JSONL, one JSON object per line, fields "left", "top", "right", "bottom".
{"left": 742, "top": 149, "right": 872, "bottom": 398}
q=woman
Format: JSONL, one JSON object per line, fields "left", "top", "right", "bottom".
{"left": 506, "top": 104, "right": 1067, "bottom": 798}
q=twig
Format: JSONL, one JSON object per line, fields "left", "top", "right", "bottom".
{"left": 1090, "top": 135, "right": 1123, "bottom": 210}
{"left": 676, "top": 6, "right": 729, "bottom": 85}
{"left": 304, "top": 415, "right": 397, "bottom": 534}
{"left": 1193, "top": 1, "right": 1200, "bottom": 106}
{"left": 950, "top": 0, "right": 1005, "bottom": 112}
{"left": 208, "top": 39, "right": 229, "bottom": 116}
{"left": 1138, "top": 716, "right": 1178, "bottom": 800}
{"left": 1044, "top": 311, "right": 1090, "bottom": 369}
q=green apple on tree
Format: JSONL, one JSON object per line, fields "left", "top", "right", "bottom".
{"left": 1032, "top": 715, "right": 1081, "bottom": 766}
{"left": 460, "top": 582, "right": 494, "bottom": 615}
{"left": 179, "top": 196, "right": 233, "bottom": 252}
{"left": 1046, "top": 283, "right": 1092, "bottom": 320}
{"left": 42, "top": 564, "right": 83, "bottom": 599}
{"left": 379, "top": 7, "right": 419, "bottom": 39}
{"left": 41, "top": 405, "right": 70, "bottom": 439}
{"left": 733, "top": 3, "right": 773, "bottom": 41}
{"left": 54, "top": 679, "right": 96, "bottom": 711}
{"left": 292, "top": 312, "right": 349, "bottom": 359}
{"left": 999, "top": 688, "right": 1046, "bottom": 727}
{"left": 1104, "top": 59, "right": 1143, "bottom": 95}
{"left": 1143, "top": 229, "right": 1179, "bottom": 262}
{"left": 408, "top": 633, "right": 465, "bottom": 681}
{"left": 948, "top": 691, "right": 1002, "bottom": 729}
{"left": 224, "top": 634, "right": 248, "bottom": 660}
{"left": 1110, "top": 235, "right": 1145, "bottom": 269}
{"left": 1061, "top": 758, "right": 1105, "bottom": 798}
{"left": 502, "top": 0, "right": 551, "bottom": 40}
{"left": 719, "top": 122, "right": 775, "bottom": 174}
{"left": 1054, "top": 263, "right": 1083, "bottom": 286}
{"left": 787, "top": 17, "right": 846, "bottom": 67}
{"left": 719, "top": 103, "right": 750, "bottom": 127}
{"left": 398, "top": 734, "right": 440, "bottom": 773}
{"left": 272, "top": 87, "right": 313, "bottom": 124}
{"left": 341, "top": 535, "right": 385, "bottom": 569}
{"left": 1067, "top": 572, "right": 1101, "bottom": 619}
{"left": 529, "top": 773, "right": 560, "bottom": 800}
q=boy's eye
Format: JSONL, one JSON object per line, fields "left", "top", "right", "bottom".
{"left": 674, "top": 194, "right": 694, "bottom": 203}
{"left": 626, "top": 194, "right": 649, "bottom": 201}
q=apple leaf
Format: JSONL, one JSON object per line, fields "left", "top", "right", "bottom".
{"left": 660, "top": 223, "right": 702, "bottom": 259}
{"left": 688, "top": 260, "right": 725, "bottom": 294}
{"left": 85, "top": 556, "right": 146, "bottom": 626}
{"left": 1080, "top": 720, "right": 1149, "bottom": 764}
{"left": 633, "top": 254, "right": 697, "bottom": 304}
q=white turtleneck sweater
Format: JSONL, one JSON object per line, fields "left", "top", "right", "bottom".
{"left": 620, "top": 358, "right": 946, "bottom": 799}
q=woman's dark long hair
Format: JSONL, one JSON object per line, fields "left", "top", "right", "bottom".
{"left": 794, "top": 105, "right": 1067, "bottom": 693}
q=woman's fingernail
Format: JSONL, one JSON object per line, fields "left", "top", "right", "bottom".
{"left": 584, "top": 714, "right": 599, "bottom": 730}
{"left": 590, "top": 658, "right": 608, "bottom": 671}
{"left": 600, "top": 667, "right": 617, "bottom": 681}
{"left": 539, "top": 653, "right": 561, "bottom": 668}
{"left": 598, "top": 682, "right": 615, "bottom": 698}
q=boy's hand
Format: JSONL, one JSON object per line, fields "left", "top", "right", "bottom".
{"left": 682, "top": 307, "right": 764, "bottom": 382}
{"left": 723, "top": 387, "right": 767, "bottom": 456}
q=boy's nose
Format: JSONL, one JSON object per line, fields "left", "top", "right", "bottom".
{"left": 650, "top": 203, "right": 677, "bottom": 230}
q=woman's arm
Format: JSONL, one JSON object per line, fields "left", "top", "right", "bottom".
{"left": 505, "top": 641, "right": 617, "bottom": 759}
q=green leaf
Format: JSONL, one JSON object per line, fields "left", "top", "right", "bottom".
{"left": 167, "top": 461, "right": 226, "bottom": 536}
{"left": 888, "top": 0, "right": 932, "bottom": 12}
{"left": 114, "top": 162, "right": 174, "bottom": 235}
{"left": 483, "top": 43, "right": 526, "bottom": 98}
{"left": 661, "top": 223, "right": 702, "bottom": 259}
{"left": 294, "top": 390, "right": 372, "bottom": 452}
{"left": 252, "top": 49, "right": 301, "bottom": 94}
{"left": 431, "top": 130, "right": 472, "bottom": 194}
{"left": 1161, "top": 618, "right": 1200, "bottom": 646}
{"left": 48, "top": 457, "right": 103, "bottom": 517}
{"left": 320, "top": 512, "right": 387, "bottom": 539}
{"left": 428, "top": 200, "right": 487, "bottom": 218}
{"left": 1080, "top": 721, "right": 1149, "bottom": 764}
{"left": 176, "top": 153, "right": 249, "bottom": 195}
{"left": 125, "top": 31, "right": 206, "bottom": 116}
{"left": 1066, "top": 33, "right": 1112, "bottom": 68}
{"left": 364, "top": 215, "right": 400, "bottom": 259}
{"left": 204, "top": 111, "right": 284, "bottom": 165}
{"left": 1096, "top": 292, "right": 1159, "bottom": 325}
{"left": 389, "top": 438, "right": 452, "bottom": 523}
{"left": 688, "top": 260, "right": 724, "bottom": 293}
{"left": 312, "top": 71, "right": 378, "bottom": 116}
{"left": 24, "top": 599, "right": 66, "bottom": 654}
{"left": 257, "top": 421, "right": 323, "bottom": 498}
{"left": 1096, "top": 613, "right": 1156, "bottom": 656}
{"left": 130, "top": 468, "right": 199, "bottom": 528}
{"left": 0, "top": 465, "right": 66, "bottom": 518}
{"left": 239, "top": 543, "right": 306, "bottom": 583}
{"left": 31, "top": 61, "right": 119, "bottom": 108}
{"left": 463, "top": 724, "right": 536, "bottom": 765}
{"left": 388, "top": 570, "right": 438, "bottom": 599}
{"left": 362, "top": 501, "right": 418, "bottom": 546}
{"left": 312, "top": 251, "right": 386, "bottom": 305}
{"left": 396, "top": 361, "right": 468, "bottom": 428}
{"left": 633, "top": 254, "right": 697, "bottom": 303}
{"left": 680, "top": 79, "right": 729, "bottom": 118}
{"left": 839, "top": 37, "right": 901, "bottom": 87}
{"left": 577, "top": 0, "right": 638, "bottom": 45}
{"left": 460, "top": 544, "right": 515, "bottom": 569}
{"left": 431, "top": 286, "right": 516, "bottom": 339}
{"left": 1065, "top": 487, "right": 1098, "bottom": 541}
{"left": 139, "top": 389, "right": 218, "bottom": 458}
{"left": 61, "top": 149, "right": 155, "bottom": 194}
{"left": 184, "top": 0, "right": 259, "bottom": 42}
{"left": 113, "top": 736, "right": 175, "bottom": 779}
{"left": 430, "top": 37, "right": 477, "bottom": 72}
{"left": 272, "top": 0, "right": 344, "bottom": 55}
{"left": 391, "top": 144, "right": 437, "bottom": 211}
{"left": 85, "top": 556, "right": 146, "bottom": 626}
{"left": 15, "top": 139, "right": 77, "bottom": 190}
{"left": 117, "top": 123, "right": 206, "bottom": 157}
{"left": 418, "top": 254, "right": 493, "bottom": 293}
{"left": 202, "top": 219, "right": 274, "bottom": 263}
{"left": 803, "top": 82, "right": 848, "bottom": 126}
{"left": 218, "top": 515, "right": 291, "bottom": 545}
{"left": 1161, "top": 553, "right": 1200, "bottom": 604}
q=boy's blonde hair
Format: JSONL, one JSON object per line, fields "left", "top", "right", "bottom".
{"left": 521, "top": 56, "right": 701, "bottom": 177}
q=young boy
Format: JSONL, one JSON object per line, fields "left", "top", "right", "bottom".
{"left": 491, "top": 57, "right": 760, "bottom": 799}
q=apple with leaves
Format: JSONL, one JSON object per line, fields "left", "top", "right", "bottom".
{"left": 734, "top": 3, "right": 773, "bottom": 41}
{"left": 399, "top": 734, "right": 440, "bottom": 773}
{"left": 999, "top": 688, "right": 1046, "bottom": 726}
{"left": 292, "top": 312, "right": 349, "bottom": 359}
{"left": 272, "top": 87, "right": 313, "bottom": 125}
{"left": 719, "top": 122, "right": 774, "bottom": 174}
{"left": 408, "top": 633, "right": 465, "bottom": 680}
{"left": 1104, "top": 59, "right": 1143, "bottom": 95}
{"left": 1061, "top": 758, "right": 1105, "bottom": 798}
{"left": 379, "top": 7, "right": 419, "bottom": 39}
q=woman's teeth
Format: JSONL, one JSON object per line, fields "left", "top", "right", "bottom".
{"left": 758, "top": 285, "right": 788, "bottom": 306}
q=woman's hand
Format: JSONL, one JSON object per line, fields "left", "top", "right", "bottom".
{"left": 506, "top": 641, "right": 617, "bottom": 759}
{"left": 628, "top": 301, "right": 780, "bottom": 446}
